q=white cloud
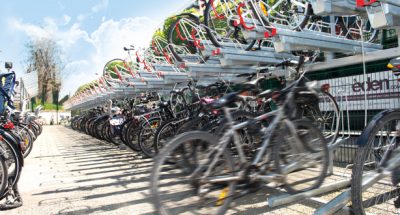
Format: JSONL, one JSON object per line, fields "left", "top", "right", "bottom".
{"left": 9, "top": 15, "right": 158, "bottom": 97}
{"left": 62, "top": 15, "right": 71, "bottom": 25}
{"left": 77, "top": 0, "right": 109, "bottom": 23}
{"left": 88, "top": 16, "right": 156, "bottom": 71}
{"left": 9, "top": 18, "right": 52, "bottom": 40}
{"left": 91, "top": 0, "right": 109, "bottom": 13}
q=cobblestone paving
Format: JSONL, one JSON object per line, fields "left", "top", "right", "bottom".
{"left": 7, "top": 126, "right": 351, "bottom": 215}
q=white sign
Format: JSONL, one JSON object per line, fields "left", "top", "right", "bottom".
{"left": 318, "top": 71, "right": 400, "bottom": 110}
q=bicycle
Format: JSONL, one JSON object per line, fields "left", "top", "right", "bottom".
{"left": 151, "top": 61, "right": 329, "bottom": 214}
{"left": 351, "top": 58, "right": 400, "bottom": 214}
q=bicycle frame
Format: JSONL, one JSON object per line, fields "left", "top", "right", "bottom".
{"left": 193, "top": 91, "right": 317, "bottom": 185}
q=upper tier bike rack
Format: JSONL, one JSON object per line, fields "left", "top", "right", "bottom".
{"left": 272, "top": 27, "right": 383, "bottom": 53}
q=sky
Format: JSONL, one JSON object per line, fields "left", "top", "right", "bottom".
{"left": 0, "top": 0, "right": 192, "bottom": 97}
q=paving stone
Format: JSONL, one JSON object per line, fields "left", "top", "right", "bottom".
{"left": 7, "top": 125, "right": 353, "bottom": 215}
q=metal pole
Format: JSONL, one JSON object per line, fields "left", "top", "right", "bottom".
{"left": 314, "top": 171, "right": 388, "bottom": 215}
{"left": 268, "top": 179, "right": 351, "bottom": 208}
{"left": 360, "top": 18, "right": 368, "bottom": 127}
{"left": 56, "top": 90, "right": 59, "bottom": 125}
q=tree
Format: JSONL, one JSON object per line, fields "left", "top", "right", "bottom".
{"left": 26, "top": 38, "right": 63, "bottom": 105}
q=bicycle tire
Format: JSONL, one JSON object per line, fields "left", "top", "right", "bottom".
{"left": 0, "top": 155, "right": 8, "bottom": 198}
{"left": 167, "top": 13, "right": 200, "bottom": 63}
{"left": 151, "top": 131, "right": 236, "bottom": 215}
{"left": 301, "top": 91, "right": 340, "bottom": 146}
{"left": 154, "top": 118, "right": 185, "bottom": 153}
{"left": 125, "top": 120, "right": 141, "bottom": 151}
{"left": 0, "top": 130, "right": 23, "bottom": 200}
{"left": 138, "top": 117, "right": 161, "bottom": 158}
{"left": 252, "top": 0, "right": 311, "bottom": 30}
{"left": 351, "top": 109, "right": 400, "bottom": 215}
{"left": 203, "top": 0, "right": 256, "bottom": 51}
{"left": 338, "top": 16, "right": 379, "bottom": 43}
{"left": 273, "top": 119, "right": 328, "bottom": 194}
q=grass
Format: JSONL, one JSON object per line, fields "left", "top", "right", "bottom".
{"left": 33, "top": 103, "right": 63, "bottom": 111}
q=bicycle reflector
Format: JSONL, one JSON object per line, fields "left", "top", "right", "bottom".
{"left": 321, "top": 83, "right": 330, "bottom": 93}
{"left": 260, "top": 2, "right": 268, "bottom": 16}
{"left": 3, "top": 121, "right": 15, "bottom": 129}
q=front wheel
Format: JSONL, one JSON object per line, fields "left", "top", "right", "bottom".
{"left": 138, "top": 117, "right": 161, "bottom": 158}
{"left": 352, "top": 109, "right": 400, "bottom": 215}
{"left": 0, "top": 155, "right": 8, "bottom": 197}
{"left": 151, "top": 131, "right": 236, "bottom": 215}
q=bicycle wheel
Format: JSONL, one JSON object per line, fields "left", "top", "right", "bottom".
{"left": 253, "top": 0, "right": 311, "bottom": 30}
{"left": 167, "top": 13, "right": 202, "bottom": 63}
{"left": 204, "top": 0, "right": 256, "bottom": 50}
{"left": 138, "top": 117, "right": 161, "bottom": 158}
{"left": 301, "top": 91, "right": 340, "bottom": 146}
{"left": 215, "top": 110, "right": 260, "bottom": 159}
{"left": 19, "top": 126, "right": 33, "bottom": 158}
{"left": 125, "top": 120, "right": 141, "bottom": 151}
{"left": 0, "top": 131, "right": 23, "bottom": 200}
{"left": 339, "top": 16, "right": 379, "bottom": 43}
{"left": 352, "top": 109, "right": 400, "bottom": 215}
{"left": 154, "top": 118, "right": 188, "bottom": 153}
{"left": 151, "top": 131, "right": 236, "bottom": 215}
{"left": 0, "top": 155, "right": 7, "bottom": 197}
{"left": 273, "top": 119, "right": 328, "bottom": 193}
{"left": 120, "top": 118, "right": 132, "bottom": 145}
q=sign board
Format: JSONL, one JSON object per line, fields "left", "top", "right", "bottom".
{"left": 318, "top": 70, "right": 400, "bottom": 111}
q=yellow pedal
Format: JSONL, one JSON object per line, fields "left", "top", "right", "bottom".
{"left": 216, "top": 187, "right": 229, "bottom": 206}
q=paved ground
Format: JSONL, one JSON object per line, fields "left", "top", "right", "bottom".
{"left": 7, "top": 126, "right": 352, "bottom": 215}
{"left": 9, "top": 126, "right": 154, "bottom": 215}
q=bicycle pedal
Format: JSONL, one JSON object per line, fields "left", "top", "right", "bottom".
{"left": 392, "top": 169, "right": 400, "bottom": 185}
{"left": 394, "top": 196, "right": 400, "bottom": 208}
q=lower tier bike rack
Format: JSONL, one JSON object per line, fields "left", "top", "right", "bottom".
{"left": 215, "top": 47, "right": 296, "bottom": 67}
{"left": 185, "top": 62, "right": 258, "bottom": 77}
{"left": 267, "top": 90, "right": 353, "bottom": 213}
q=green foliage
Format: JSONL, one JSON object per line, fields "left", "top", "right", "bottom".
{"left": 33, "top": 102, "right": 63, "bottom": 111}
{"left": 150, "top": 7, "right": 200, "bottom": 50}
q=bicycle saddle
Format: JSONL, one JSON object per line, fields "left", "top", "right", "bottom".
{"left": 210, "top": 92, "right": 239, "bottom": 109}
{"left": 158, "top": 101, "right": 169, "bottom": 108}
{"left": 257, "top": 89, "right": 273, "bottom": 99}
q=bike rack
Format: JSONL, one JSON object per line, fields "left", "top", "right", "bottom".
{"left": 267, "top": 87, "right": 353, "bottom": 210}
{"left": 185, "top": 62, "right": 258, "bottom": 77}
{"left": 309, "top": 0, "right": 366, "bottom": 16}
{"left": 214, "top": 46, "right": 297, "bottom": 67}
{"left": 272, "top": 27, "right": 382, "bottom": 53}
{"left": 365, "top": 2, "right": 400, "bottom": 29}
